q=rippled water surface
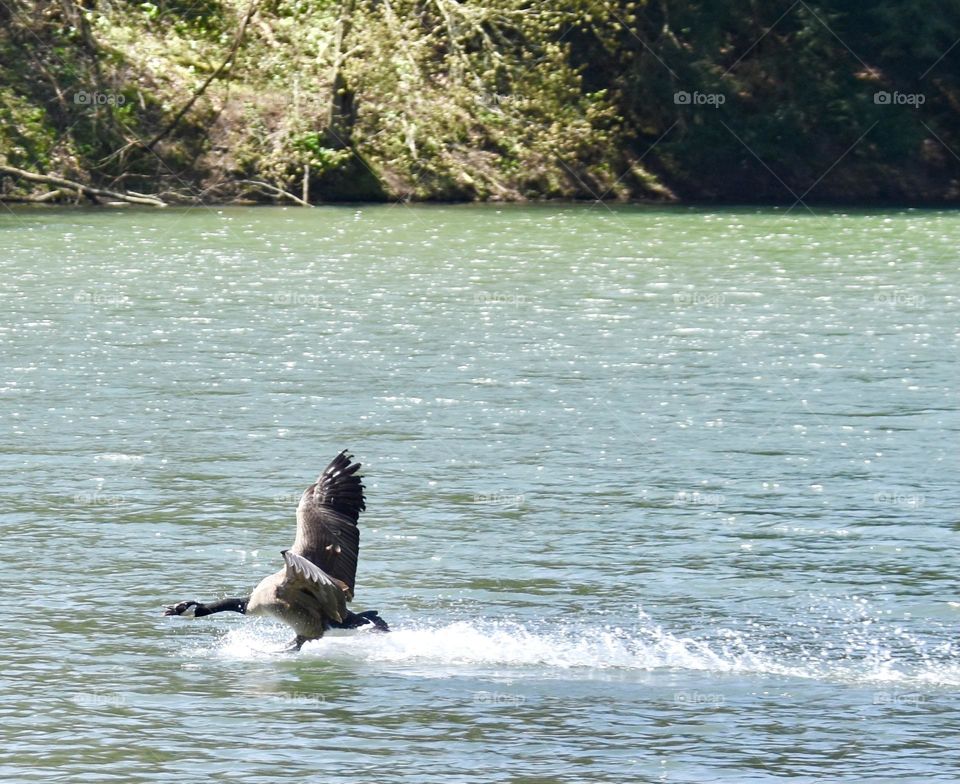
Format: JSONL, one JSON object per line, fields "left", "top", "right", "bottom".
{"left": 1, "top": 204, "right": 958, "bottom": 782}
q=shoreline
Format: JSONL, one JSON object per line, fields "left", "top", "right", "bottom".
{"left": 3, "top": 189, "right": 960, "bottom": 211}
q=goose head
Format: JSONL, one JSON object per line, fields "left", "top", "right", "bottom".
{"left": 164, "top": 600, "right": 200, "bottom": 617}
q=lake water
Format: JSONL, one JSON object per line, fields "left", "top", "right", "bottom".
{"left": 1, "top": 204, "right": 958, "bottom": 782}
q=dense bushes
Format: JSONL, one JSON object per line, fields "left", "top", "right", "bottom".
{"left": 0, "top": 0, "right": 957, "bottom": 203}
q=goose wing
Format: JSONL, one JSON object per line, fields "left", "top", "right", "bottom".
{"left": 281, "top": 550, "right": 350, "bottom": 623}
{"left": 290, "top": 450, "right": 365, "bottom": 596}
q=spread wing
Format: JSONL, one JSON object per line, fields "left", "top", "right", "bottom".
{"left": 290, "top": 450, "right": 365, "bottom": 596}
{"left": 281, "top": 550, "right": 349, "bottom": 623}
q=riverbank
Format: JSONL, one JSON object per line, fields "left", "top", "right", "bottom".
{"left": 2, "top": 1, "right": 958, "bottom": 207}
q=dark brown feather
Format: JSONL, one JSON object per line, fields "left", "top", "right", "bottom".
{"left": 290, "top": 450, "right": 365, "bottom": 595}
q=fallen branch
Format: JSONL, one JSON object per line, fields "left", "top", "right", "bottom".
{"left": 0, "top": 188, "right": 69, "bottom": 203}
{"left": 140, "top": 0, "right": 261, "bottom": 155}
{"left": 0, "top": 164, "right": 167, "bottom": 206}
{"left": 238, "top": 179, "right": 313, "bottom": 207}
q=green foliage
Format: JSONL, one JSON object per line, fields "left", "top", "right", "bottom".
{"left": 138, "top": 0, "right": 226, "bottom": 38}
{"left": 291, "top": 134, "right": 352, "bottom": 171}
{"left": 342, "top": 0, "right": 629, "bottom": 200}
{"left": 0, "top": 87, "right": 56, "bottom": 168}
{"left": 565, "top": 0, "right": 960, "bottom": 202}
{"left": 1, "top": 0, "right": 958, "bottom": 203}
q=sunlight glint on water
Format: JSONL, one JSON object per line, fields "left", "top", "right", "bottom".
{"left": 1, "top": 204, "right": 958, "bottom": 782}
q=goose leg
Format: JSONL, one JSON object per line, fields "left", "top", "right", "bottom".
{"left": 328, "top": 609, "right": 390, "bottom": 632}
{"left": 283, "top": 635, "right": 309, "bottom": 652}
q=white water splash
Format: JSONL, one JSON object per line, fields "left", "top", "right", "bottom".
{"left": 203, "top": 616, "right": 960, "bottom": 687}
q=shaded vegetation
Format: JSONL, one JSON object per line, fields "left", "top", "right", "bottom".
{"left": 1, "top": 0, "right": 958, "bottom": 204}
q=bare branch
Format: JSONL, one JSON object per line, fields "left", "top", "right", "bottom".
{"left": 0, "top": 164, "right": 167, "bottom": 206}
{"left": 238, "top": 179, "right": 313, "bottom": 207}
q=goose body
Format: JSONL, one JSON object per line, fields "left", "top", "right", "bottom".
{"left": 164, "top": 451, "right": 388, "bottom": 649}
{"left": 245, "top": 551, "right": 350, "bottom": 644}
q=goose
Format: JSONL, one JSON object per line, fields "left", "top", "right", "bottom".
{"left": 163, "top": 450, "right": 388, "bottom": 650}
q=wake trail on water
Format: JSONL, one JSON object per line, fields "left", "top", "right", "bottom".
{"left": 203, "top": 613, "right": 960, "bottom": 687}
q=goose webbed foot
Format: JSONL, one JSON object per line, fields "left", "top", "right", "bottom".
{"left": 328, "top": 609, "right": 390, "bottom": 632}
{"left": 283, "top": 635, "right": 309, "bottom": 653}
{"left": 361, "top": 611, "right": 390, "bottom": 633}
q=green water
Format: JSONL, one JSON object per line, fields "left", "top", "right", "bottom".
{"left": 1, "top": 204, "right": 958, "bottom": 782}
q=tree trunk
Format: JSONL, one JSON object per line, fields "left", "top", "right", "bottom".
{"left": 326, "top": 0, "right": 357, "bottom": 148}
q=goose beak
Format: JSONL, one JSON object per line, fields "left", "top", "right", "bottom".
{"left": 164, "top": 601, "right": 197, "bottom": 617}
